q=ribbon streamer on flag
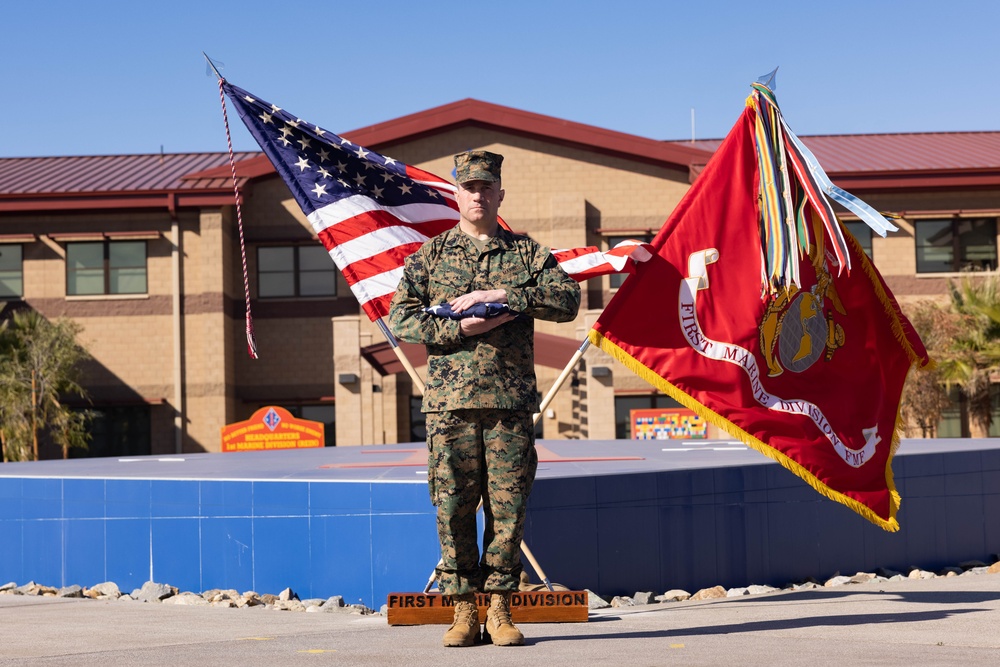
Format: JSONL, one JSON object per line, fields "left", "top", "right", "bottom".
{"left": 590, "top": 81, "right": 930, "bottom": 531}
{"left": 218, "top": 80, "right": 654, "bottom": 324}
{"left": 747, "top": 82, "right": 898, "bottom": 295}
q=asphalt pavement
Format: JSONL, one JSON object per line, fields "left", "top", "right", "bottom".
{"left": 1, "top": 573, "right": 998, "bottom": 666}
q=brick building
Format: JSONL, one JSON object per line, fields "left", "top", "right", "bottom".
{"left": 1, "top": 100, "right": 999, "bottom": 456}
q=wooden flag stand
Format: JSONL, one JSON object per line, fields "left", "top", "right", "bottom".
{"left": 386, "top": 591, "right": 589, "bottom": 626}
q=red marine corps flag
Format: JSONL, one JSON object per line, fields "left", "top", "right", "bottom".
{"left": 590, "top": 80, "right": 930, "bottom": 531}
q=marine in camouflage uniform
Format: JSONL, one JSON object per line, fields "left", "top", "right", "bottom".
{"left": 389, "top": 151, "right": 580, "bottom": 604}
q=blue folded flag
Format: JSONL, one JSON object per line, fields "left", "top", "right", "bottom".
{"left": 423, "top": 302, "right": 512, "bottom": 320}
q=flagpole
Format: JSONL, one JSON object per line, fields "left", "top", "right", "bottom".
{"left": 533, "top": 338, "right": 590, "bottom": 423}
{"left": 374, "top": 318, "right": 425, "bottom": 395}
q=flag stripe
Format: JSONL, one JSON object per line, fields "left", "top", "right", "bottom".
{"left": 307, "top": 194, "right": 458, "bottom": 233}
{"left": 551, "top": 241, "right": 654, "bottom": 281}
{"left": 310, "top": 207, "right": 456, "bottom": 267}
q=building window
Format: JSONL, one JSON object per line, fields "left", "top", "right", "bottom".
{"left": 71, "top": 406, "right": 151, "bottom": 458}
{"left": 842, "top": 221, "right": 873, "bottom": 259}
{"left": 295, "top": 404, "right": 336, "bottom": 446}
{"left": 410, "top": 396, "right": 426, "bottom": 442}
{"left": 614, "top": 393, "right": 681, "bottom": 439}
{"left": 915, "top": 218, "right": 997, "bottom": 273}
{"left": 66, "top": 241, "right": 147, "bottom": 295}
{"left": 258, "top": 245, "right": 337, "bottom": 298}
{"left": 608, "top": 234, "right": 654, "bottom": 289}
{"left": 0, "top": 244, "right": 23, "bottom": 298}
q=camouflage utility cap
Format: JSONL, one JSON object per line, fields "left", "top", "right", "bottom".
{"left": 454, "top": 150, "right": 503, "bottom": 184}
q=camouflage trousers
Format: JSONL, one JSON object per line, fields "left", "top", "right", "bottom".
{"left": 426, "top": 408, "right": 538, "bottom": 595}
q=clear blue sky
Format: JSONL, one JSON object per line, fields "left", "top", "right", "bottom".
{"left": 3, "top": 0, "right": 997, "bottom": 157}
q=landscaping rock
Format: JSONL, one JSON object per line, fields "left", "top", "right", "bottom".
{"left": 747, "top": 585, "right": 778, "bottom": 595}
{"left": 610, "top": 596, "right": 636, "bottom": 607}
{"left": 166, "top": 592, "right": 209, "bottom": 606}
{"left": 824, "top": 576, "right": 854, "bottom": 587}
{"left": 585, "top": 590, "right": 610, "bottom": 609}
{"left": 690, "top": 586, "right": 726, "bottom": 601}
{"left": 135, "top": 581, "right": 176, "bottom": 603}
{"left": 57, "top": 585, "right": 84, "bottom": 598}
{"left": 88, "top": 582, "right": 121, "bottom": 599}
{"left": 632, "top": 591, "right": 656, "bottom": 605}
{"left": 656, "top": 589, "right": 691, "bottom": 603}
{"left": 908, "top": 569, "right": 936, "bottom": 580}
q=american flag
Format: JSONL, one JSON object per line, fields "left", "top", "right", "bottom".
{"left": 551, "top": 240, "right": 654, "bottom": 282}
{"left": 224, "top": 81, "right": 460, "bottom": 320}
{"left": 223, "top": 81, "right": 653, "bottom": 320}
{"left": 423, "top": 302, "right": 512, "bottom": 320}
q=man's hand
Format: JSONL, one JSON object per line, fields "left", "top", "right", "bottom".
{"left": 460, "top": 313, "right": 515, "bottom": 337}
{"left": 449, "top": 289, "right": 507, "bottom": 314}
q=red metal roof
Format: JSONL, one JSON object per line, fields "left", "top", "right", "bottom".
{"left": 0, "top": 152, "right": 261, "bottom": 195}
{"left": 680, "top": 132, "right": 1000, "bottom": 173}
{"left": 3, "top": 103, "right": 999, "bottom": 214}
{"left": 343, "top": 98, "right": 713, "bottom": 171}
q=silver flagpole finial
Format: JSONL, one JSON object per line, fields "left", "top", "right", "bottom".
{"left": 203, "top": 52, "right": 225, "bottom": 81}
{"left": 756, "top": 67, "right": 779, "bottom": 90}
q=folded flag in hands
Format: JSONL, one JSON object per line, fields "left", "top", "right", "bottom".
{"left": 423, "top": 302, "right": 512, "bottom": 320}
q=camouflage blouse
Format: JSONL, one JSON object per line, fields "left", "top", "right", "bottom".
{"left": 389, "top": 225, "right": 581, "bottom": 412}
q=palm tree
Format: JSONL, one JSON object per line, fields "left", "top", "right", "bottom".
{"left": 0, "top": 318, "right": 31, "bottom": 461}
{"left": 935, "top": 276, "right": 1000, "bottom": 437}
{"left": 900, "top": 301, "right": 952, "bottom": 437}
{"left": 0, "top": 310, "right": 91, "bottom": 461}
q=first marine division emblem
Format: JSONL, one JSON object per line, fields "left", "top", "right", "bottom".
{"left": 758, "top": 257, "right": 846, "bottom": 378}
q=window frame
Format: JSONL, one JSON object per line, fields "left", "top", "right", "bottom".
{"left": 66, "top": 240, "right": 148, "bottom": 296}
{"left": 914, "top": 217, "right": 998, "bottom": 274}
{"left": 257, "top": 244, "right": 338, "bottom": 299}
{"left": 842, "top": 221, "right": 873, "bottom": 260}
{"left": 71, "top": 405, "right": 152, "bottom": 459}
{"left": 0, "top": 243, "right": 24, "bottom": 298}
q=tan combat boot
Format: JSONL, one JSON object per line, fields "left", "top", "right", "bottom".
{"left": 483, "top": 591, "right": 524, "bottom": 646}
{"left": 441, "top": 593, "right": 480, "bottom": 647}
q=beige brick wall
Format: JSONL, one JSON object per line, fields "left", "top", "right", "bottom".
{"left": 6, "top": 127, "right": 1000, "bottom": 458}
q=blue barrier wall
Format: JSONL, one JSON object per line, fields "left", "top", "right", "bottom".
{"left": 0, "top": 477, "right": 438, "bottom": 608}
{"left": 524, "top": 441, "right": 1000, "bottom": 595}
{"left": 1, "top": 439, "right": 997, "bottom": 607}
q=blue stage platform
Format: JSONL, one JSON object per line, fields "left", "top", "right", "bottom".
{"left": 1, "top": 438, "right": 997, "bottom": 608}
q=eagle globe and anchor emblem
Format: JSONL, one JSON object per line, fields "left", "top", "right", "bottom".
{"left": 679, "top": 241, "right": 880, "bottom": 469}
{"left": 758, "top": 257, "right": 847, "bottom": 378}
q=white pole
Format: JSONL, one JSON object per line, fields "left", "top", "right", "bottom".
{"left": 533, "top": 339, "right": 590, "bottom": 425}
{"left": 374, "top": 318, "right": 425, "bottom": 395}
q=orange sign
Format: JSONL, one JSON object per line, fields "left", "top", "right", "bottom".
{"left": 221, "top": 406, "right": 325, "bottom": 452}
